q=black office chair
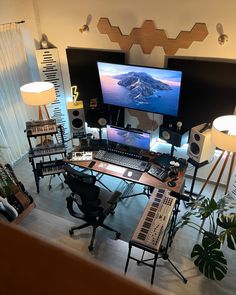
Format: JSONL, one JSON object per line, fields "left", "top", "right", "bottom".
{"left": 64, "top": 165, "right": 121, "bottom": 251}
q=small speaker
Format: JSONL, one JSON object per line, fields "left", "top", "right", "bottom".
{"left": 83, "top": 97, "right": 124, "bottom": 128}
{"left": 159, "top": 125, "right": 187, "bottom": 147}
{"left": 86, "top": 108, "right": 108, "bottom": 128}
{"left": 187, "top": 123, "right": 215, "bottom": 163}
{"left": 67, "top": 101, "right": 86, "bottom": 137}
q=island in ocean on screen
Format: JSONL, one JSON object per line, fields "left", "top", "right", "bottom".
{"left": 97, "top": 62, "right": 182, "bottom": 116}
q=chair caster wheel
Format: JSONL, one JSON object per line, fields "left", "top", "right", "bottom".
{"left": 88, "top": 245, "right": 94, "bottom": 251}
{"left": 116, "top": 232, "right": 121, "bottom": 239}
{"left": 69, "top": 229, "right": 74, "bottom": 236}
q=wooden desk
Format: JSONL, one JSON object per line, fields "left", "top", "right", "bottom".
{"left": 65, "top": 152, "right": 186, "bottom": 193}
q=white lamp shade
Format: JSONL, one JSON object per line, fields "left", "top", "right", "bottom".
{"left": 20, "top": 82, "right": 56, "bottom": 106}
{"left": 211, "top": 115, "right": 236, "bottom": 152}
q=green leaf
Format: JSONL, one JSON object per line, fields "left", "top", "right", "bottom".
{"left": 198, "top": 198, "right": 218, "bottom": 219}
{"left": 217, "top": 214, "right": 236, "bottom": 250}
{"left": 191, "top": 238, "right": 227, "bottom": 280}
{"left": 202, "top": 233, "right": 220, "bottom": 249}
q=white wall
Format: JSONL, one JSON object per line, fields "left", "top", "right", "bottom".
{"left": 2, "top": 0, "right": 236, "bottom": 120}
{"left": 0, "top": 0, "right": 38, "bottom": 40}
{"left": 1, "top": 0, "right": 236, "bottom": 185}
{"left": 31, "top": 0, "right": 236, "bottom": 93}
{"left": 30, "top": 0, "right": 236, "bottom": 131}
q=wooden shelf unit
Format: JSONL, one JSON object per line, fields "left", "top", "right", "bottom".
{"left": 12, "top": 202, "right": 36, "bottom": 224}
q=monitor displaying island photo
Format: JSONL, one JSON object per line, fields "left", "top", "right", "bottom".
{"left": 97, "top": 62, "right": 183, "bottom": 117}
{"left": 107, "top": 125, "right": 150, "bottom": 151}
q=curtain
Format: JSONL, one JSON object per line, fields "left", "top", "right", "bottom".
{"left": 0, "top": 22, "right": 34, "bottom": 164}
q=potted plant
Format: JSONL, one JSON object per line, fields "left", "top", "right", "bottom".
{"left": 180, "top": 194, "right": 236, "bottom": 280}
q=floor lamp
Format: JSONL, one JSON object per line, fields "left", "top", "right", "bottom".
{"left": 20, "top": 81, "right": 56, "bottom": 145}
{"left": 199, "top": 115, "right": 236, "bottom": 200}
{"left": 20, "top": 81, "right": 56, "bottom": 120}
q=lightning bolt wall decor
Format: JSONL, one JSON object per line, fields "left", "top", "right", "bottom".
{"left": 71, "top": 85, "right": 79, "bottom": 104}
{"left": 97, "top": 18, "right": 208, "bottom": 55}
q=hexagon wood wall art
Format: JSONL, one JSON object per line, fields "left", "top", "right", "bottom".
{"left": 97, "top": 18, "right": 208, "bottom": 55}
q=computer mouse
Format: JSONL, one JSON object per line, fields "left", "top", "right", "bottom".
{"left": 167, "top": 181, "right": 176, "bottom": 187}
{"left": 128, "top": 171, "right": 133, "bottom": 177}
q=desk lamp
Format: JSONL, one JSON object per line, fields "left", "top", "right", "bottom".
{"left": 20, "top": 81, "right": 56, "bottom": 120}
{"left": 199, "top": 115, "right": 236, "bottom": 200}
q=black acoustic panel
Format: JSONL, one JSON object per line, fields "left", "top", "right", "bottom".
{"left": 165, "top": 57, "right": 236, "bottom": 132}
{"left": 66, "top": 47, "right": 126, "bottom": 127}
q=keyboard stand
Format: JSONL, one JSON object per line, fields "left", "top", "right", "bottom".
{"left": 124, "top": 193, "right": 188, "bottom": 285}
{"left": 48, "top": 174, "right": 64, "bottom": 190}
{"left": 119, "top": 185, "right": 152, "bottom": 200}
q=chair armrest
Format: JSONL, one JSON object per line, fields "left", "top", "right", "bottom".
{"left": 107, "top": 191, "right": 122, "bottom": 205}
{"left": 98, "top": 189, "right": 121, "bottom": 216}
{"left": 66, "top": 195, "right": 84, "bottom": 220}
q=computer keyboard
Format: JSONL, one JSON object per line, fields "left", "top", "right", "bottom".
{"left": 147, "top": 164, "right": 169, "bottom": 181}
{"left": 95, "top": 149, "right": 150, "bottom": 172}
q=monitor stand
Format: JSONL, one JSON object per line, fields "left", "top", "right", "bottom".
{"left": 170, "top": 144, "right": 175, "bottom": 157}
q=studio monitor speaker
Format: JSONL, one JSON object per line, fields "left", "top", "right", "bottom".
{"left": 84, "top": 98, "right": 124, "bottom": 128}
{"left": 85, "top": 107, "right": 108, "bottom": 128}
{"left": 67, "top": 101, "right": 86, "bottom": 137}
{"left": 187, "top": 123, "right": 215, "bottom": 163}
{"left": 159, "top": 125, "right": 187, "bottom": 147}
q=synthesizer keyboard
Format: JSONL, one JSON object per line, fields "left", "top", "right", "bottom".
{"left": 95, "top": 149, "right": 149, "bottom": 172}
{"left": 29, "top": 143, "right": 66, "bottom": 158}
{"left": 26, "top": 119, "right": 57, "bottom": 136}
{"left": 36, "top": 160, "right": 65, "bottom": 177}
{"left": 131, "top": 188, "right": 176, "bottom": 252}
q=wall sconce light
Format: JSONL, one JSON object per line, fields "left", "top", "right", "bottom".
{"left": 79, "top": 14, "right": 92, "bottom": 34}
{"left": 79, "top": 24, "right": 89, "bottom": 34}
{"left": 216, "top": 23, "right": 229, "bottom": 45}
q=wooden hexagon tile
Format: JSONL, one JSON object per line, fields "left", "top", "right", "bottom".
{"left": 97, "top": 18, "right": 208, "bottom": 55}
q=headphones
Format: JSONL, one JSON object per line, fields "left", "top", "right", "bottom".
{"left": 169, "top": 161, "right": 180, "bottom": 179}
{"left": 170, "top": 161, "right": 180, "bottom": 168}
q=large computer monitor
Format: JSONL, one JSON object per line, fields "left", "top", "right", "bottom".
{"left": 107, "top": 125, "right": 150, "bottom": 151}
{"left": 97, "top": 62, "right": 183, "bottom": 117}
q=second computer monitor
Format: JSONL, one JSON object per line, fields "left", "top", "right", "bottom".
{"left": 107, "top": 125, "right": 150, "bottom": 151}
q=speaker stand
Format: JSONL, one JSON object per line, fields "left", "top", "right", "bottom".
{"left": 98, "top": 128, "right": 102, "bottom": 141}
{"left": 184, "top": 158, "right": 208, "bottom": 201}
{"left": 170, "top": 144, "right": 175, "bottom": 157}
{"left": 114, "top": 106, "right": 121, "bottom": 126}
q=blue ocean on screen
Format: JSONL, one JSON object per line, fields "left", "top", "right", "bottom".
{"left": 107, "top": 125, "right": 150, "bottom": 151}
{"left": 97, "top": 62, "right": 182, "bottom": 117}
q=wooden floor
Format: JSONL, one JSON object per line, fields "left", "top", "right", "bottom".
{"left": 12, "top": 157, "right": 236, "bottom": 295}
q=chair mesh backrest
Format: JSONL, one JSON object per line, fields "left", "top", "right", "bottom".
{"left": 65, "top": 173, "right": 101, "bottom": 214}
